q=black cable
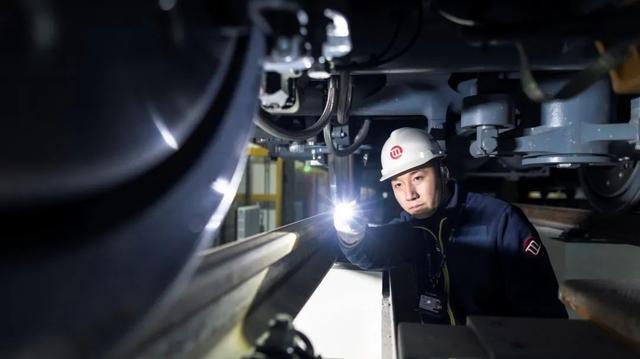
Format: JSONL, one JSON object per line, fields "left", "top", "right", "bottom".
{"left": 336, "top": 6, "right": 404, "bottom": 70}
{"left": 368, "top": 9, "right": 404, "bottom": 62}
{"left": 254, "top": 76, "right": 337, "bottom": 141}
{"left": 336, "top": 71, "right": 352, "bottom": 125}
{"left": 248, "top": 1, "right": 301, "bottom": 35}
{"left": 431, "top": 0, "right": 481, "bottom": 27}
{"left": 516, "top": 39, "right": 639, "bottom": 103}
{"left": 325, "top": 70, "right": 370, "bottom": 156}
{"left": 323, "top": 118, "right": 371, "bottom": 157}
{"left": 337, "top": 0, "right": 423, "bottom": 70}
{"left": 374, "top": 0, "right": 423, "bottom": 65}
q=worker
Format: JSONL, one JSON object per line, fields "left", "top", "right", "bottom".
{"left": 334, "top": 127, "right": 567, "bottom": 324}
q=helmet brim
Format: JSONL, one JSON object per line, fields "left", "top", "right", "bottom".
{"left": 379, "top": 154, "right": 446, "bottom": 182}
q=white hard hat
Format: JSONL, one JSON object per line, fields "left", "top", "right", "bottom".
{"left": 379, "top": 127, "right": 445, "bottom": 182}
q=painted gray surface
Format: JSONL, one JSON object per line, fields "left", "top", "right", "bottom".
{"left": 467, "top": 81, "right": 640, "bottom": 166}
{"left": 538, "top": 226, "right": 640, "bottom": 318}
{"left": 467, "top": 316, "right": 638, "bottom": 358}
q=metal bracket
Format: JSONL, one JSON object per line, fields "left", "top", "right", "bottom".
{"left": 470, "top": 126, "right": 499, "bottom": 157}
{"left": 322, "top": 9, "right": 352, "bottom": 61}
{"left": 331, "top": 125, "right": 351, "bottom": 147}
{"left": 512, "top": 83, "right": 638, "bottom": 167}
{"left": 467, "top": 81, "right": 640, "bottom": 167}
{"left": 260, "top": 76, "right": 299, "bottom": 113}
{"left": 263, "top": 35, "right": 314, "bottom": 76}
{"left": 462, "top": 94, "right": 514, "bottom": 158}
{"left": 260, "top": 7, "right": 352, "bottom": 78}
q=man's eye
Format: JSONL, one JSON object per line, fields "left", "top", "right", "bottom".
{"left": 413, "top": 176, "right": 423, "bottom": 181}
{"left": 393, "top": 183, "right": 402, "bottom": 189}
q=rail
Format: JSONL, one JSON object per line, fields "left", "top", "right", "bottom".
{"left": 124, "top": 213, "right": 337, "bottom": 358}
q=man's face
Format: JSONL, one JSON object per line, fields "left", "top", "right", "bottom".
{"left": 390, "top": 163, "right": 441, "bottom": 219}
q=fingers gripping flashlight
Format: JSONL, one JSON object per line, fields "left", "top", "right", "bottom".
{"left": 333, "top": 201, "right": 357, "bottom": 232}
{"left": 333, "top": 201, "right": 366, "bottom": 244}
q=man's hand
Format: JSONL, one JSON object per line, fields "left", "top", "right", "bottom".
{"left": 333, "top": 202, "right": 367, "bottom": 244}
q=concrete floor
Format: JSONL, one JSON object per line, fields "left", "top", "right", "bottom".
{"left": 294, "top": 266, "right": 383, "bottom": 359}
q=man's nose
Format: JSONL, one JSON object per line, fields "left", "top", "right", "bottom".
{"left": 404, "top": 184, "right": 418, "bottom": 201}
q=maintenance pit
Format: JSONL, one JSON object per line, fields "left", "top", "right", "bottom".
{"left": 3, "top": 1, "right": 640, "bottom": 359}
{"left": 117, "top": 157, "right": 640, "bottom": 358}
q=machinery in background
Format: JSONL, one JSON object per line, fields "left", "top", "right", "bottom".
{"left": 2, "top": 1, "right": 640, "bottom": 358}
{"left": 218, "top": 145, "right": 284, "bottom": 246}
{"left": 0, "top": 1, "right": 266, "bottom": 358}
{"left": 237, "top": 205, "right": 262, "bottom": 240}
{"left": 252, "top": 0, "right": 640, "bottom": 215}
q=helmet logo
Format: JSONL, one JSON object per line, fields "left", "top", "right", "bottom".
{"left": 390, "top": 145, "right": 403, "bottom": 159}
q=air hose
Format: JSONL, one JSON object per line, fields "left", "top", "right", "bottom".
{"left": 323, "top": 118, "right": 371, "bottom": 157}
{"left": 254, "top": 76, "right": 337, "bottom": 141}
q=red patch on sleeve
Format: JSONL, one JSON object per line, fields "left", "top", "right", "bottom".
{"left": 523, "top": 236, "right": 541, "bottom": 256}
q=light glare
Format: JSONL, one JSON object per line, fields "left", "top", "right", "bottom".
{"left": 149, "top": 106, "right": 179, "bottom": 150}
{"left": 333, "top": 201, "right": 356, "bottom": 233}
{"left": 211, "top": 178, "right": 231, "bottom": 194}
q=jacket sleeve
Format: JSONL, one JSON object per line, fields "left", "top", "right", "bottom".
{"left": 338, "top": 221, "right": 420, "bottom": 271}
{"left": 496, "top": 205, "right": 568, "bottom": 318}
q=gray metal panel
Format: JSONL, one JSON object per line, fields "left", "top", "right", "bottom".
{"left": 467, "top": 316, "right": 638, "bottom": 358}
{"left": 397, "top": 322, "right": 487, "bottom": 359}
{"left": 237, "top": 205, "right": 261, "bottom": 240}
{"left": 508, "top": 80, "right": 635, "bottom": 166}
{"left": 462, "top": 95, "right": 514, "bottom": 129}
{"left": 560, "top": 279, "right": 640, "bottom": 347}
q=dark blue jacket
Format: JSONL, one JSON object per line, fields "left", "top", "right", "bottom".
{"left": 339, "top": 182, "right": 568, "bottom": 324}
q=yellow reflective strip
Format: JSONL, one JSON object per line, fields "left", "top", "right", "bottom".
{"left": 442, "top": 263, "right": 456, "bottom": 325}
{"left": 412, "top": 225, "right": 437, "bottom": 241}
{"left": 415, "top": 220, "right": 457, "bottom": 325}
{"left": 437, "top": 218, "right": 456, "bottom": 326}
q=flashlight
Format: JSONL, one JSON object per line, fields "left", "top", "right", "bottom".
{"left": 333, "top": 201, "right": 357, "bottom": 233}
